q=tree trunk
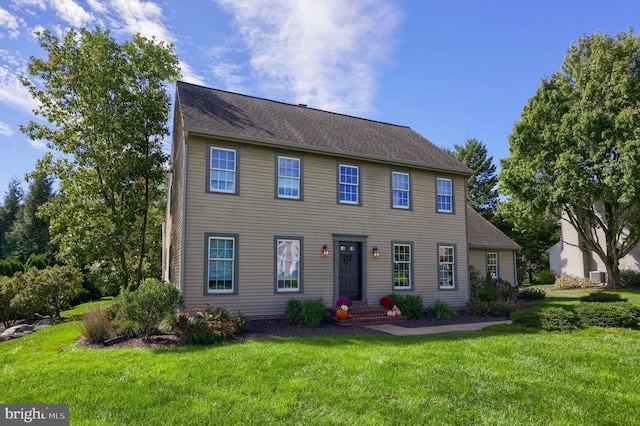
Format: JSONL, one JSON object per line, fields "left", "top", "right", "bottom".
{"left": 604, "top": 258, "right": 620, "bottom": 288}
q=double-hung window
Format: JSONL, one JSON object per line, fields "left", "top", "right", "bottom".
{"left": 393, "top": 243, "right": 413, "bottom": 290}
{"left": 392, "top": 171, "right": 410, "bottom": 209}
{"left": 487, "top": 252, "right": 498, "bottom": 278}
{"left": 437, "top": 177, "right": 453, "bottom": 212}
{"left": 209, "top": 146, "right": 237, "bottom": 193}
{"left": 206, "top": 234, "right": 237, "bottom": 294}
{"left": 338, "top": 164, "right": 360, "bottom": 204}
{"left": 438, "top": 245, "right": 456, "bottom": 289}
{"left": 277, "top": 156, "right": 301, "bottom": 199}
{"left": 275, "top": 237, "right": 302, "bottom": 292}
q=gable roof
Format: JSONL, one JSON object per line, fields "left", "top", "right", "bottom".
{"left": 467, "top": 206, "right": 520, "bottom": 250}
{"left": 176, "top": 81, "right": 472, "bottom": 175}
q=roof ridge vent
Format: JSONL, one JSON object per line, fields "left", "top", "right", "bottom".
{"left": 298, "top": 103, "right": 307, "bottom": 107}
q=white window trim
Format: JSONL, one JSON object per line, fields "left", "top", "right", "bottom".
{"left": 393, "top": 242, "right": 413, "bottom": 290}
{"left": 392, "top": 171, "right": 410, "bottom": 209}
{"left": 209, "top": 146, "right": 237, "bottom": 194}
{"left": 438, "top": 244, "right": 456, "bottom": 289}
{"left": 487, "top": 252, "right": 499, "bottom": 279}
{"left": 277, "top": 155, "right": 302, "bottom": 200}
{"left": 436, "top": 177, "right": 453, "bottom": 213}
{"left": 338, "top": 164, "right": 360, "bottom": 205}
{"left": 206, "top": 234, "right": 237, "bottom": 294}
{"left": 275, "top": 237, "right": 303, "bottom": 293}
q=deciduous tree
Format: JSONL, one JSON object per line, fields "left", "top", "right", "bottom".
{"left": 500, "top": 29, "right": 640, "bottom": 287}
{"left": 20, "top": 27, "right": 180, "bottom": 288}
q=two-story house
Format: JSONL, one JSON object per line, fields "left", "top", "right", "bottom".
{"left": 163, "top": 81, "right": 517, "bottom": 317}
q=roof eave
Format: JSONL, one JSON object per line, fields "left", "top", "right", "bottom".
{"left": 184, "top": 127, "right": 474, "bottom": 176}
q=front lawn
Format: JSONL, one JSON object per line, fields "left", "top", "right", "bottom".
{"left": 2, "top": 310, "right": 640, "bottom": 425}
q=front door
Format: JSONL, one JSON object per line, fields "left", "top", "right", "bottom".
{"left": 338, "top": 241, "right": 362, "bottom": 300}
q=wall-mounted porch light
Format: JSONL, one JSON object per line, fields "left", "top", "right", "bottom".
{"left": 322, "top": 244, "right": 329, "bottom": 257}
{"left": 372, "top": 246, "right": 380, "bottom": 258}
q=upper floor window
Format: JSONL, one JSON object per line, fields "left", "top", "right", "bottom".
{"left": 437, "top": 177, "right": 453, "bottom": 212}
{"left": 338, "top": 164, "right": 359, "bottom": 204}
{"left": 487, "top": 252, "right": 498, "bottom": 278}
{"left": 277, "top": 156, "right": 301, "bottom": 199}
{"left": 209, "top": 146, "right": 237, "bottom": 194}
{"left": 438, "top": 245, "right": 456, "bottom": 289}
{"left": 393, "top": 243, "right": 413, "bottom": 290}
{"left": 392, "top": 171, "right": 410, "bottom": 209}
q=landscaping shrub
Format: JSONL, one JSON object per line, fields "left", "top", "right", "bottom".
{"left": 112, "top": 278, "right": 184, "bottom": 340}
{"left": 510, "top": 309, "right": 541, "bottom": 328}
{"left": 0, "top": 276, "right": 21, "bottom": 327}
{"left": 469, "top": 266, "right": 484, "bottom": 299}
{"left": 9, "top": 265, "right": 86, "bottom": 319}
{"left": 80, "top": 303, "right": 112, "bottom": 344}
{"left": 173, "top": 306, "right": 248, "bottom": 345}
{"left": 554, "top": 274, "right": 598, "bottom": 290}
{"left": 518, "top": 287, "right": 546, "bottom": 301}
{"left": 389, "top": 293, "right": 424, "bottom": 319}
{"left": 579, "top": 292, "right": 627, "bottom": 303}
{"left": 478, "top": 274, "right": 499, "bottom": 302}
{"left": 535, "top": 269, "right": 556, "bottom": 285}
{"left": 619, "top": 269, "right": 640, "bottom": 288}
{"left": 24, "top": 253, "right": 48, "bottom": 270}
{"left": 574, "top": 302, "right": 639, "bottom": 328}
{"left": 467, "top": 299, "right": 531, "bottom": 317}
{"left": 538, "top": 308, "right": 578, "bottom": 331}
{"left": 0, "top": 258, "right": 24, "bottom": 278}
{"left": 426, "top": 300, "right": 458, "bottom": 319}
{"left": 286, "top": 298, "right": 304, "bottom": 324}
{"left": 495, "top": 278, "right": 517, "bottom": 301}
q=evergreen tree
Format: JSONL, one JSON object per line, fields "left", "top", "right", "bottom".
{"left": 0, "top": 178, "right": 24, "bottom": 258}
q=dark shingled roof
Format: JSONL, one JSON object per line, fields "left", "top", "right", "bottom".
{"left": 467, "top": 206, "right": 520, "bottom": 250}
{"left": 176, "top": 81, "right": 472, "bottom": 175}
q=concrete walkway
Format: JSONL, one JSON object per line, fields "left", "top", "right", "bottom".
{"left": 365, "top": 320, "right": 512, "bottom": 336}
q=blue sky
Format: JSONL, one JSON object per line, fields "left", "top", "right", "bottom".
{"left": 1, "top": 0, "right": 639, "bottom": 197}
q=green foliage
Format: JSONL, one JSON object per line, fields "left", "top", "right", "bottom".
{"left": 517, "top": 287, "right": 546, "bottom": 301}
{"left": 285, "top": 298, "right": 328, "bottom": 327}
{"left": 0, "top": 276, "right": 21, "bottom": 327}
{"left": 24, "top": 253, "right": 48, "bottom": 270}
{"left": 286, "top": 298, "right": 304, "bottom": 324}
{"left": 467, "top": 299, "right": 532, "bottom": 317}
{"left": 0, "top": 178, "right": 24, "bottom": 259}
{"left": 554, "top": 275, "right": 599, "bottom": 290}
{"left": 535, "top": 270, "right": 556, "bottom": 285}
{"left": 574, "top": 302, "right": 639, "bottom": 328}
{"left": 389, "top": 293, "right": 424, "bottom": 319}
{"left": 0, "top": 258, "right": 24, "bottom": 277}
{"left": 469, "top": 266, "right": 484, "bottom": 299}
{"left": 579, "top": 292, "right": 627, "bottom": 303}
{"left": 20, "top": 27, "right": 181, "bottom": 288}
{"left": 9, "top": 265, "right": 85, "bottom": 319}
{"left": 537, "top": 308, "right": 578, "bottom": 331}
{"left": 173, "top": 306, "right": 248, "bottom": 345}
{"left": 619, "top": 269, "right": 640, "bottom": 288}
{"left": 478, "top": 274, "right": 500, "bottom": 302}
{"left": 426, "top": 300, "right": 458, "bottom": 319}
{"left": 80, "top": 303, "right": 112, "bottom": 344}
{"left": 500, "top": 29, "right": 640, "bottom": 288}
{"left": 112, "top": 279, "right": 184, "bottom": 339}
{"left": 510, "top": 309, "right": 541, "bottom": 328}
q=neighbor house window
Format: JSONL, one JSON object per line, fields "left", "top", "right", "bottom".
{"left": 438, "top": 245, "right": 456, "bottom": 289}
{"left": 338, "top": 164, "right": 359, "bottom": 204}
{"left": 393, "top": 243, "right": 413, "bottom": 290}
{"left": 487, "top": 252, "right": 498, "bottom": 278}
{"left": 275, "top": 237, "right": 302, "bottom": 292}
{"left": 209, "top": 146, "right": 237, "bottom": 193}
{"left": 437, "top": 177, "right": 453, "bottom": 212}
{"left": 277, "top": 156, "right": 302, "bottom": 199}
{"left": 392, "top": 171, "right": 410, "bottom": 209}
{"left": 206, "top": 234, "right": 237, "bottom": 294}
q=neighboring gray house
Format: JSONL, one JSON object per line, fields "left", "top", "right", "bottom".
{"left": 163, "top": 81, "right": 515, "bottom": 317}
{"left": 466, "top": 206, "right": 520, "bottom": 285}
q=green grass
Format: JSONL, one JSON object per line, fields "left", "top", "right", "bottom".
{"left": 531, "top": 284, "right": 640, "bottom": 299}
{"left": 2, "top": 306, "right": 640, "bottom": 425}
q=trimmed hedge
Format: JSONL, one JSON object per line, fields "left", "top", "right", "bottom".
{"left": 574, "top": 302, "right": 639, "bottom": 328}
{"left": 579, "top": 292, "right": 627, "bottom": 303}
{"left": 512, "top": 307, "right": 577, "bottom": 331}
{"left": 518, "top": 287, "right": 546, "bottom": 301}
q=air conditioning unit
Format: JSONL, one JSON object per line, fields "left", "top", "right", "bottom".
{"left": 589, "top": 271, "right": 606, "bottom": 284}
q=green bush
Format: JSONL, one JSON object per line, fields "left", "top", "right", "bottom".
{"left": 579, "top": 292, "right": 627, "bottom": 303}
{"left": 0, "top": 276, "right": 21, "bottom": 327}
{"left": 390, "top": 293, "right": 424, "bottom": 319}
{"left": 469, "top": 266, "right": 484, "bottom": 300}
{"left": 173, "top": 306, "right": 248, "bottom": 345}
{"left": 619, "top": 269, "right": 640, "bottom": 288}
{"left": 0, "top": 258, "right": 24, "bottom": 278}
{"left": 467, "top": 299, "right": 531, "bottom": 317}
{"left": 538, "top": 307, "right": 578, "bottom": 331}
{"left": 554, "top": 274, "right": 598, "bottom": 290}
{"left": 495, "top": 278, "right": 517, "bottom": 300}
{"left": 518, "top": 287, "right": 546, "bottom": 301}
{"left": 24, "top": 253, "right": 48, "bottom": 270}
{"left": 80, "top": 303, "right": 112, "bottom": 344}
{"left": 574, "top": 302, "right": 639, "bottom": 328}
{"left": 478, "top": 274, "right": 500, "bottom": 302}
{"left": 112, "top": 278, "right": 184, "bottom": 340}
{"left": 510, "top": 309, "right": 541, "bottom": 328}
{"left": 286, "top": 298, "right": 304, "bottom": 324}
{"left": 535, "top": 269, "right": 556, "bottom": 285}
{"left": 426, "top": 300, "right": 458, "bottom": 319}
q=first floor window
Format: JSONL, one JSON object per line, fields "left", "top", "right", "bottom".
{"left": 393, "top": 243, "right": 412, "bottom": 289}
{"left": 276, "top": 238, "right": 302, "bottom": 292}
{"left": 339, "top": 164, "right": 359, "bottom": 204}
{"left": 437, "top": 177, "right": 453, "bottom": 212}
{"left": 487, "top": 252, "right": 498, "bottom": 278}
{"left": 207, "top": 235, "right": 236, "bottom": 293}
{"left": 438, "top": 245, "right": 455, "bottom": 289}
{"left": 209, "top": 146, "right": 237, "bottom": 193}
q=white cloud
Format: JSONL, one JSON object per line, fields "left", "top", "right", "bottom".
{"left": 86, "top": 0, "right": 107, "bottom": 14}
{"left": 0, "top": 6, "right": 23, "bottom": 39}
{"left": 216, "top": 0, "right": 401, "bottom": 115}
{"left": 27, "top": 138, "right": 48, "bottom": 150}
{"left": 49, "top": 0, "right": 93, "bottom": 27}
{"left": 179, "top": 60, "right": 205, "bottom": 86}
{"left": 0, "top": 122, "right": 13, "bottom": 136}
{"left": 0, "top": 50, "right": 38, "bottom": 113}
{"left": 212, "top": 63, "right": 246, "bottom": 92}
{"left": 109, "top": 0, "right": 175, "bottom": 43}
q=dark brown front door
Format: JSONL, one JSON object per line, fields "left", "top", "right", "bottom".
{"left": 338, "top": 241, "right": 362, "bottom": 300}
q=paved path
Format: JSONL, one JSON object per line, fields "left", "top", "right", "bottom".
{"left": 365, "top": 320, "right": 512, "bottom": 336}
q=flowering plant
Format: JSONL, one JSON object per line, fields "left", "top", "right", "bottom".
{"left": 379, "top": 296, "right": 395, "bottom": 310}
{"left": 336, "top": 297, "right": 353, "bottom": 307}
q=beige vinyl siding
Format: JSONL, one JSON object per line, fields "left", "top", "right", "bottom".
{"left": 166, "top": 105, "right": 185, "bottom": 292}
{"left": 182, "top": 136, "right": 470, "bottom": 315}
{"left": 469, "top": 249, "right": 518, "bottom": 285}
